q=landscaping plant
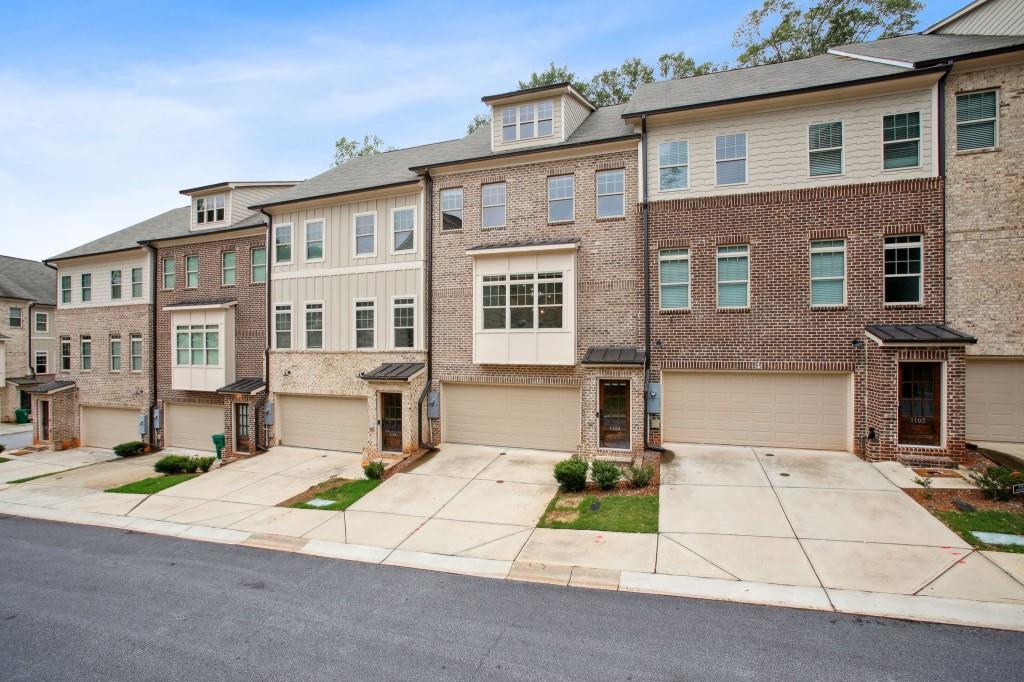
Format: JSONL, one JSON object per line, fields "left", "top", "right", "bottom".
{"left": 154, "top": 455, "right": 215, "bottom": 475}
{"left": 364, "top": 461, "right": 386, "bottom": 480}
{"left": 626, "top": 463, "right": 655, "bottom": 489}
{"left": 591, "top": 460, "right": 622, "bottom": 490}
{"left": 969, "top": 466, "right": 1024, "bottom": 502}
{"left": 913, "top": 475, "right": 935, "bottom": 500}
{"left": 553, "top": 458, "right": 589, "bottom": 492}
{"left": 113, "top": 441, "right": 146, "bottom": 458}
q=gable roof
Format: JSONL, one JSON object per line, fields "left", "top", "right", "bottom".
{"left": 48, "top": 206, "right": 191, "bottom": 261}
{"left": 0, "top": 255, "right": 56, "bottom": 305}
{"left": 830, "top": 33, "right": 1024, "bottom": 67}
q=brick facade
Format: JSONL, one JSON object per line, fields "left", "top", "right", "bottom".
{"left": 30, "top": 387, "right": 79, "bottom": 451}
{"left": 1, "top": 298, "right": 56, "bottom": 422}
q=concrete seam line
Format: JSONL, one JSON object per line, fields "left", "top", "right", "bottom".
{"left": 657, "top": 532, "right": 740, "bottom": 582}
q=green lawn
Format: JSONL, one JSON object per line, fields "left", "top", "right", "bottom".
{"left": 106, "top": 474, "right": 199, "bottom": 495}
{"left": 9, "top": 471, "right": 62, "bottom": 484}
{"left": 292, "top": 479, "right": 382, "bottom": 511}
{"left": 0, "top": 457, "right": 10, "bottom": 464}
{"left": 936, "top": 510, "right": 1024, "bottom": 554}
{"left": 539, "top": 494, "right": 659, "bottom": 533}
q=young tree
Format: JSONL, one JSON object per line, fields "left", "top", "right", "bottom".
{"left": 518, "top": 62, "right": 590, "bottom": 96}
{"left": 657, "top": 51, "right": 728, "bottom": 80}
{"left": 467, "top": 113, "right": 491, "bottom": 134}
{"left": 734, "top": 0, "right": 922, "bottom": 67}
{"left": 332, "top": 134, "right": 396, "bottom": 167}
{"left": 588, "top": 57, "right": 656, "bottom": 107}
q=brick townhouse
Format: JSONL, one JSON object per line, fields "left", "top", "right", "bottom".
{"left": 0, "top": 255, "right": 56, "bottom": 423}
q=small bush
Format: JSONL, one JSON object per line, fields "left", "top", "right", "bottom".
{"left": 364, "top": 461, "right": 386, "bottom": 480}
{"left": 626, "top": 464, "right": 655, "bottom": 489}
{"left": 154, "top": 455, "right": 188, "bottom": 474}
{"left": 591, "top": 460, "right": 622, "bottom": 490}
{"left": 181, "top": 457, "right": 200, "bottom": 474}
{"left": 198, "top": 457, "right": 215, "bottom": 473}
{"left": 970, "top": 467, "right": 1024, "bottom": 502}
{"left": 113, "top": 441, "right": 146, "bottom": 458}
{"left": 0, "top": 443, "right": 6, "bottom": 453}
{"left": 554, "top": 458, "right": 589, "bottom": 492}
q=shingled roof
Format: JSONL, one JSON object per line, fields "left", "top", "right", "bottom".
{"left": 48, "top": 206, "right": 191, "bottom": 261}
{"left": 830, "top": 33, "right": 1024, "bottom": 67}
{"left": 0, "top": 255, "right": 56, "bottom": 305}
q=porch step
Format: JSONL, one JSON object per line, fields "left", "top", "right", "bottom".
{"left": 896, "top": 453, "right": 957, "bottom": 469}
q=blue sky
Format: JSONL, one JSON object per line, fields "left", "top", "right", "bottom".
{"left": 0, "top": 0, "right": 963, "bottom": 260}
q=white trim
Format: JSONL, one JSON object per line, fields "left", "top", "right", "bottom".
{"left": 272, "top": 260, "right": 421, "bottom": 280}
{"left": 353, "top": 297, "right": 377, "bottom": 350}
{"left": 826, "top": 48, "right": 915, "bottom": 69}
{"left": 302, "top": 300, "right": 325, "bottom": 350}
{"left": 162, "top": 257, "right": 176, "bottom": 290}
{"left": 34, "top": 350, "right": 49, "bottom": 374}
{"left": 185, "top": 255, "right": 200, "bottom": 289}
{"left": 657, "top": 140, "right": 690, "bottom": 193}
{"left": 171, "top": 321, "right": 224, "bottom": 369}
{"left": 390, "top": 294, "right": 418, "bottom": 351}
{"left": 273, "top": 303, "right": 293, "bottom": 350}
{"left": 250, "top": 246, "right": 267, "bottom": 284}
{"left": 658, "top": 247, "right": 691, "bottom": 311}
{"left": 595, "top": 168, "right": 626, "bottom": 218}
{"left": 809, "top": 238, "right": 847, "bottom": 308}
{"left": 109, "top": 335, "right": 122, "bottom": 372}
{"left": 716, "top": 244, "right": 750, "bottom": 309}
{"left": 714, "top": 132, "right": 748, "bottom": 187}
{"left": 34, "top": 311, "right": 49, "bottom": 333}
{"left": 221, "top": 250, "right": 237, "bottom": 286}
{"left": 389, "top": 206, "right": 417, "bottom": 255}
{"left": 500, "top": 99, "right": 555, "bottom": 143}
{"left": 807, "top": 120, "right": 845, "bottom": 178}
{"left": 465, "top": 242, "right": 579, "bottom": 257}
{"left": 880, "top": 110, "right": 923, "bottom": 172}
{"left": 273, "top": 223, "right": 294, "bottom": 265}
{"left": 480, "top": 182, "right": 507, "bottom": 229}
{"left": 883, "top": 234, "right": 924, "bottom": 305}
{"left": 352, "top": 211, "right": 377, "bottom": 259}
{"left": 955, "top": 88, "right": 999, "bottom": 152}
{"left": 303, "top": 217, "right": 326, "bottom": 263}
{"left": 547, "top": 174, "right": 575, "bottom": 224}
{"left": 129, "top": 333, "right": 143, "bottom": 373}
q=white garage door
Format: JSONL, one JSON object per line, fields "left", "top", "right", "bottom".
{"left": 444, "top": 383, "right": 580, "bottom": 451}
{"left": 967, "top": 359, "right": 1024, "bottom": 443}
{"left": 662, "top": 371, "right": 851, "bottom": 451}
{"left": 81, "top": 406, "right": 140, "bottom": 449}
{"left": 278, "top": 394, "right": 367, "bottom": 452}
{"left": 165, "top": 402, "right": 223, "bottom": 451}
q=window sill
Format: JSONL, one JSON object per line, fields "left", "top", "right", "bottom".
{"left": 547, "top": 220, "right": 575, "bottom": 226}
{"left": 883, "top": 302, "right": 924, "bottom": 309}
{"left": 439, "top": 229, "right": 464, "bottom": 234}
{"left": 596, "top": 215, "right": 626, "bottom": 222}
{"left": 716, "top": 307, "right": 751, "bottom": 313}
{"left": 954, "top": 146, "right": 1001, "bottom": 156}
{"left": 481, "top": 226, "right": 506, "bottom": 231}
{"left": 658, "top": 308, "right": 691, "bottom": 315}
{"left": 811, "top": 305, "right": 848, "bottom": 311}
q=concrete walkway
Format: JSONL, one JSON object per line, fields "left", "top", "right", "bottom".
{"left": 0, "top": 443, "right": 1022, "bottom": 632}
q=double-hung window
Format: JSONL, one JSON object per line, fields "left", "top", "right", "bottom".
{"left": 60, "top": 275, "right": 71, "bottom": 303}
{"left": 481, "top": 272, "right": 563, "bottom": 330}
{"left": 130, "top": 334, "right": 142, "bottom": 371}
{"left": 162, "top": 258, "right": 175, "bottom": 289}
{"left": 185, "top": 256, "right": 199, "bottom": 288}
{"left": 956, "top": 90, "right": 997, "bottom": 151}
{"left": 110, "top": 336, "right": 122, "bottom": 371}
{"left": 716, "top": 133, "right": 747, "bottom": 185}
{"left": 501, "top": 101, "right": 553, "bottom": 141}
{"left": 393, "top": 297, "right": 415, "bottom": 348}
{"left": 884, "top": 235, "right": 923, "bottom": 304}
{"left": 659, "top": 141, "right": 688, "bottom": 191}
{"left": 304, "top": 303, "right": 323, "bottom": 349}
{"left": 81, "top": 335, "right": 92, "bottom": 370}
{"left": 60, "top": 337, "right": 71, "bottom": 371}
{"left": 883, "top": 112, "right": 921, "bottom": 169}
{"left": 274, "top": 224, "right": 293, "bottom": 263}
{"left": 717, "top": 245, "right": 749, "bottom": 308}
{"left": 537, "top": 101, "right": 554, "bottom": 136}
{"left": 8, "top": 306, "right": 20, "bottom": 327}
{"left": 251, "top": 248, "right": 267, "bottom": 283}
{"left": 809, "top": 121, "right": 843, "bottom": 176}
{"left": 35, "top": 312, "right": 48, "bottom": 332}
{"left": 547, "top": 175, "right": 574, "bottom": 222}
{"left": 355, "top": 300, "right": 375, "bottom": 349}
{"left": 274, "top": 304, "right": 292, "bottom": 349}
{"left": 34, "top": 351, "right": 47, "bottom": 374}
{"left": 131, "top": 267, "right": 143, "bottom": 297}
{"left": 81, "top": 273, "right": 92, "bottom": 302}
{"left": 110, "top": 270, "right": 122, "bottom": 300}
{"left": 596, "top": 170, "right": 625, "bottom": 218}
{"left": 810, "top": 240, "right": 846, "bottom": 306}
{"left": 440, "top": 188, "right": 463, "bottom": 230}
{"left": 222, "top": 252, "right": 237, "bottom": 285}
{"left": 659, "top": 249, "right": 690, "bottom": 310}
{"left": 392, "top": 208, "right": 415, "bottom": 252}
{"left": 501, "top": 107, "right": 517, "bottom": 142}
{"left": 354, "top": 213, "right": 376, "bottom": 257}
{"left": 195, "top": 193, "right": 225, "bottom": 224}
{"left": 175, "top": 325, "right": 219, "bottom": 365}
{"left": 481, "top": 183, "right": 506, "bottom": 229}
{"left": 305, "top": 219, "right": 324, "bottom": 261}
{"left": 519, "top": 103, "right": 535, "bottom": 139}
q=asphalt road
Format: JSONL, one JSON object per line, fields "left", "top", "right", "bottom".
{"left": 2, "top": 516, "right": 1022, "bottom": 681}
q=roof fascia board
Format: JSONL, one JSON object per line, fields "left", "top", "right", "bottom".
{"left": 144, "top": 224, "right": 265, "bottom": 248}
{"left": 412, "top": 135, "right": 639, "bottom": 174}
{"left": 180, "top": 180, "right": 299, "bottom": 196}
{"left": 826, "top": 48, "right": 916, "bottom": 68}
{"left": 466, "top": 242, "right": 580, "bottom": 257}
{"left": 45, "top": 244, "right": 149, "bottom": 266}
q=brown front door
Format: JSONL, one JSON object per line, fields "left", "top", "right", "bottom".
{"left": 40, "top": 400, "right": 50, "bottom": 442}
{"left": 599, "top": 380, "right": 630, "bottom": 449}
{"left": 380, "top": 393, "right": 402, "bottom": 453}
{"left": 899, "top": 362, "right": 942, "bottom": 446}
{"left": 235, "top": 403, "right": 250, "bottom": 452}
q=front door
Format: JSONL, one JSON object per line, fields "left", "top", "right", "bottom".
{"left": 899, "top": 362, "right": 942, "bottom": 446}
{"left": 380, "top": 393, "right": 402, "bottom": 453}
{"left": 235, "top": 403, "right": 250, "bottom": 452}
{"left": 599, "top": 380, "right": 630, "bottom": 449}
{"left": 40, "top": 400, "right": 50, "bottom": 442}
{"left": 20, "top": 390, "right": 31, "bottom": 412}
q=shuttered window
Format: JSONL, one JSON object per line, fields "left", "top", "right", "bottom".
{"left": 717, "top": 245, "right": 749, "bottom": 308}
{"left": 659, "top": 249, "right": 690, "bottom": 310}
{"left": 956, "top": 90, "right": 997, "bottom": 151}
{"left": 810, "top": 240, "right": 846, "bottom": 306}
{"left": 883, "top": 112, "right": 920, "bottom": 169}
{"left": 809, "top": 121, "right": 843, "bottom": 176}
{"left": 716, "top": 134, "right": 747, "bottom": 185}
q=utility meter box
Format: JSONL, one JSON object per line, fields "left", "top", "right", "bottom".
{"left": 263, "top": 402, "right": 275, "bottom": 426}
{"left": 646, "top": 383, "right": 662, "bottom": 414}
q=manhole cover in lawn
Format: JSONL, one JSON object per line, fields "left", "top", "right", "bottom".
{"left": 306, "top": 498, "right": 335, "bottom": 508}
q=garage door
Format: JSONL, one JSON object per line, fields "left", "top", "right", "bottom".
{"left": 444, "top": 383, "right": 580, "bottom": 451}
{"left": 278, "top": 394, "right": 367, "bottom": 452}
{"left": 165, "top": 402, "right": 223, "bottom": 451}
{"left": 81, "top": 406, "right": 139, "bottom": 449}
{"left": 967, "top": 359, "right": 1024, "bottom": 442}
{"left": 662, "top": 372, "right": 851, "bottom": 450}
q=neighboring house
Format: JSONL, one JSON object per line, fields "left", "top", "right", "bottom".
{"left": 0, "top": 255, "right": 57, "bottom": 424}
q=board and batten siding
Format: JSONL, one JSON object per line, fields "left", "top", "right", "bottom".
{"left": 490, "top": 97, "right": 564, "bottom": 151}
{"left": 935, "top": 0, "right": 1024, "bottom": 35}
{"left": 562, "top": 95, "right": 591, "bottom": 140}
{"left": 56, "top": 251, "right": 151, "bottom": 309}
{"left": 646, "top": 87, "right": 936, "bottom": 201}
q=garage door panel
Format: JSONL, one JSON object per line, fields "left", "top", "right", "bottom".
{"left": 967, "top": 359, "right": 1024, "bottom": 442}
{"left": 81, "top": 407, "right": 139, "bottom": 449}
{"left": 278, "top": 395, "right": 367, "bottom": 452}
{"left": 166, "top": 403, "right": 223, "bottom": 452}
{"left": 663, "top": 372, "right": 850, "bottom": 451}
{"left": 444, "top": 384, "right": 579, "bottom": 452}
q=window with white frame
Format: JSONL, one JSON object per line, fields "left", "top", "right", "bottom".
{"left": 61, "top": 275, "right": 71, "bottom": 303}
{"left": 251, "top": 247, "right": 266, "bottom": 283}
{"left": 305, "top": 219, "right": 324, "bottom": 261}
{"left": 393, "top": 297, "right": 415, "bottom": 348}
{"left": 186, "top": 256, "right": 199, "bottom": 288}
{"left": 35, "top": 311, "right": 48, "bottom": 332}
{"left": 501, "top": 107, "right": 516, "bottom": 142}
{"left": 110, "top": 270, "right": 122, "bottom": 300}
{"left": 8, "top": 306, "right": 20, "bottom": 327}
{"left": 130, "top": 334, "right": 142, "bottom": 371}
{"left": 883, "top": 112, "right": 921, "bottom": 169}
{"left": 195, "top": 193, "right": 225, "bottom": 224}
{"left": 809, "top": 121, "right": 843, "bottom": 176}
{"left": 519, "top": 103, "right": 535, "bottom": 139}
{"left": 34, "top": 351, "right": 47, "bottom": 374}
{"left": 131, "top": 267, "right": 143, "bottom": 297}
{"left": 481, "top": 183, "right": 506, "bottom": 229}
{"left": 482, "top": 272, "right": 563, "bottom": 330}
{"left": 81, "top": 335, "right": 92, "bottom": 370}
{"left": 355, "top": 300, "right": 375, "bottom": 349}
{"left": 222, "top": 252, "right": 236, "bottom": 285}
{"left": 537, "top": 100, "right": 554, "bottom": 137}
{"left": 659, "top": 141, "right": 689, "bottom": 191}
{"left": 715, "top": 133, "right": 747, "bottom": 185}
{"left": 810, "top": 239, "right": 846, "bottom": 306}
{"left": 659, "top": 249, "right": 690, "bottom": 310}
{"left": 884, "top": 235, "right": 923, "bottom": 304}
{"left": 956, "top": 90, "right": 997, "bottom": 151}
{"left": 501, "top": 100, "right": 554, "bottom": 142}
{"left": 547, "top": 175, "right": 574, "bottom": 222}
{"left": 274, "top": 224, "right": 293, "bottom": 263}
{"left": 81, "top": 273, "right": 91, "bottom": 302}
{"left": 717, "top": 245, "right": 749, "bottom": 308}
{"left": 596, "top": 169, "right": 625, "bottom": 218}
{"left": 175, "top": 324, "right": 219, "bottom": 365}
{"left": 392, "top": 208, "right": 415, "bottom": 251}
{"left": 354, "top": 213, "right": 376, "bottom": 256}
{"left": 60, "top": 336, "right": 71, "bottom": 371}
{"left": 110, "top": 336, "right": 121, "bottom": 371}
{"left": 162, "top": 258, "right": 175, "bottom": 289}
{"left": 441, "top": 188, "right": 463, "bottom": 230}
{"left": 274, "top": 304, "right": 292, "bottom": 349}
{"left": 304, "top": 303, "right": 323, "bottom": 349}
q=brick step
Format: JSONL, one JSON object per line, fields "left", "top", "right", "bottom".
{"left": 896, "top": 453, "right": 957, "bottom": 469}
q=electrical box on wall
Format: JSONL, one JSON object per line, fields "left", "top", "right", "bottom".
{"left": 137, "top": 415, "right": 148, "bottom": 436}
{"left": 428, "top": 391, "right": 440, "bottom": 419}
{"left": 646, "top": 383, "right": 661, "bottom": 413}
{"left": 153, "top": 407, "right": 161, "bottom": 430}
{"left": 263, "top": 402, "right": 275, "bottom": 426}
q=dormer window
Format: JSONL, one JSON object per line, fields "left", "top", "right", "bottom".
{"left": 195, "top": 194, "right": 225, "bottom": 224}
{"left": 500, "top": 100, "right": 554, "bottom": 142}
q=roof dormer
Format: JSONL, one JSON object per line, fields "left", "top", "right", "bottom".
{"left": 482, "top": 82, "right": 596, "bottom": 152}
{"left": 180, "top": 181, "right": 299, "bottom": 232}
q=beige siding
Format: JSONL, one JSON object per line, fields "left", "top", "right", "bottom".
{"left": 230, "top": 186, "right": 287, "bottom": 227}
{"left": 56, "top": 251, "right": 151, "bottom": 309}
{"left": 278, "top": 394, "right": 367, "bottom": 452}
{"left": 646, "top": 87, "right": 935, "bottom": 201}
{"left": 31, "top": 305, "right": 57, "bottom": 373}
{"left": 935, "top": 0, "right": 1024, "bottom": 35}
{"left": 81, "top": 406, "right": 139, "bottom": 448}
{"left": 967, "top": 359, "right": 1024, "bottom": 442}
{"left": 443, "top": 383, "right": 581, "bottom": 451}
{"left": 490, "top": 97, "right": 564, "bottom": 150}
{"left": 562, "top": 94, "right": 591, "bottom": 139}
{"left": 165, "top": 402, "right": 223, "bottom": 451}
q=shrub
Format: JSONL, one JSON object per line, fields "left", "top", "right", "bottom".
{"left": 0, "top": 443, "right": 6, "bottom": 454}
{"left": 364, "top": 461, "right": 386, "bottom": 480}
{"left": 181, "top": 457, "right": 200, "bottom": 474}
{"left": 970, "top": 467, "right": 1024, "bottom": 502}
{"left": 626, "top": 464, "right": 655, "bottom": 489}
{"left": 554, "top": 458, "right": 589, "bottom": 492}
{"left": 113, "top": 441, "right": 146, "bottom": 458}
{"left": 591, "top": 460, "right": 622, "bottom": 490}
{"left": 198, "top": 457, "right": 215, "bottom": 473}
{"left": 154, "top": 455, "right": 188, "bottom": 474}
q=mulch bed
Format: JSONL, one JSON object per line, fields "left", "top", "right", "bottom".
{"left": 905, "top": 488, "right": 1024, "bottom": 514}
{"left": 557, "top": 480, "right": 659, "bottom": 498}
{"left": 276, "top": 477, "right": 352, "bottom": 508}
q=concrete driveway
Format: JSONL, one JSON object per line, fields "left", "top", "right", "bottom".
{"left": 0, "top": 447, "right": 118, "bottom": 485}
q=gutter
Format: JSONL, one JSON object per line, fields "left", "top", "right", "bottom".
{"left": 408, "top": 134, "right": 641, "bottom": 174}
{"left": 260, "top": 208, "right": 274, "bottom": 450}
{"left": 418, "top": 172, "right": 434, "bottom": 449}
{"left": 27, "top": 302, "right": 34, "bottom": 378}
{"left": 249, "top": 180, "right": 421, "bottom": 211}
{"left": 143, "top": 242, "right": 158, "bottom": 450}
{"left": 937, "top": 64, "right": 950, "bottom": 324}
{"left": 640, "top": 114, "right": 652, "bottom": 451}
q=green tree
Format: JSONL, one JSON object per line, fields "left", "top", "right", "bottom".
{"left": 588, "top": 57, "right": 656, "bottom": 107}
{"left": 518, "top": 62, "right": 590, "bottom": 95}
{"left": 332, "top": 134, "right": 396, "bottom": 167}
{"left": 657, "top": 51, "right": 728, "bottom": 80}
{"left": 467, "top": 113, "right": 491, "bottom": 134}
{"left": 733, "top": 0, "right": 922, "bottom": 67}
